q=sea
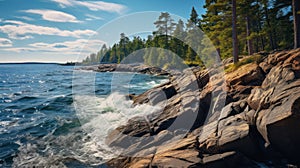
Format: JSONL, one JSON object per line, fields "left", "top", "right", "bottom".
{"left": 0, "top": 63, "right": 168, "bottom": 167}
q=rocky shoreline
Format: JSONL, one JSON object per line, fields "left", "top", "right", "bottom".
{"left": 101, "top": 48, "right": 300, "bottom": 167}
{"left": 77, "top": 64, "right": 170, "bottom": 76}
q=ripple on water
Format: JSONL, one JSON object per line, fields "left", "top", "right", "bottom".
{"left": 0, "top": 64, "right": 169, "bottom": 167}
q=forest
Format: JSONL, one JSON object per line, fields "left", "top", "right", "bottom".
{"left": 82, "top": 0, "right": 300, "bottom": 67}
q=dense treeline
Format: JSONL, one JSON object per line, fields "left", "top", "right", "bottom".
{"left": 82, "top": 0, "right": 299, "bottom": 66}
{"left": 202, "top": 0, "right": 295, "bottom": 61}
{"left": 82, "top": 9, "right": 204, "bottom": 67}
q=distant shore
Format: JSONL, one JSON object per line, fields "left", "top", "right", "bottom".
{"left": 0, "top": 62, "right": 59, "bottom": 65}
{"left": 77, "top": 63, "right": 171, "bottom": 76}
{"left": 0, "top": 62, "right": 80, "bottom": 66}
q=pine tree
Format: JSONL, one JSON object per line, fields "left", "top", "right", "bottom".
{"left": 270, "top": 0, "right": 292, "bottom": 49}
{"left": 232, "top": 0, "right": 239, "bottom": 63}
{"left": 201, "top": 0, "right": 233, "bottom": 58}
{"left": 172, "top": 19, "right": 186, "bottom": 40}
{"left": 171, "top": 19, "right": 187, "bottom": 59}
{"left": 119, "top": 33, "right": 130, "bottom": 63}
{"left": 154, "top": 12, "right": 176, "bottom": 49}
{"left": 185, "top": 47, "right": 196, "bottom": 63}
{"left": 186, "top": 7, "right": 200, "bottom": 29}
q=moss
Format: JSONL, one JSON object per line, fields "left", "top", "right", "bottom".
{"left": 225, "top": 54, "right": 263, "bottom": 73}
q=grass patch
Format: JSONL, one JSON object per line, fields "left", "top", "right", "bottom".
{"left": 225, "top": 54, "right": 264, "bottom": 73}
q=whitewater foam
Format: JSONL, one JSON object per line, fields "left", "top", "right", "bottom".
{"left": 12, "top": 92, "right": 164, "bottom": 167}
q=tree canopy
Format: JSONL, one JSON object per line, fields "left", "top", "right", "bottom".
{"left": 83, "top": 1, "right": 299, "bottom": 66}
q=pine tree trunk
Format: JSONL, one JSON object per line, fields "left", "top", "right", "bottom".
{"left": 255, "top": 36, "right": 259, "bottom": 52}
{"left": 246, "top": 15, "right": 254, "bottom": 55}
{"left": 264, "top": 5, "right": 275, "bottom": 50}
{"left": 232, "top": 0, "right": 239, "bottom": 63}
{"left": 293, "top": 0, "right": 300, "bottom": 48}
{"left": 256, "top": 0, "right": 265, "bottom": 51}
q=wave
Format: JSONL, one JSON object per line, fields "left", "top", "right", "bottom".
{"left": 12, "top": 92, "right": 162, "bottom": 167}
{"left": 125, "top": 79, "right": 169, "bottom": 90}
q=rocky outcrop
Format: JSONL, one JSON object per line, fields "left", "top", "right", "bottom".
{"left": 105, "top": 48, "right": 300, "bottom": 167}
{"left": 78, "top": 64, "right": 169, "bottom": 76}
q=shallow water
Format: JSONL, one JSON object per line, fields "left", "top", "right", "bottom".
{"left": 0, "top": 64, "right": 168, "bottom": 167}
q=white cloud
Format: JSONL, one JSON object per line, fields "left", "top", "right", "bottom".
{"left": 0, "top": 20, "right": 97, "bottom": 40}
{"left": 29, "top": 39, "right": 105, "bottom": 53}
{"left": 15, "top": 16, "right": 34, "bottom": 21}
{"left": 3, "top": 20, "right": 26, "bottom": 25}
{"left": 85, "top": 14, "right": 103, "bottom": 21}
{"left": 0, "top": 38, "right": 12, "bottom": 47}
{"left": 2, "top": 47, "right": 33, "bottom": 53}
{"left": 52, "top": 0, "right": 127, "bottom": 14}
{"left": 23, "top": 9, "right": 80, "bottom": 23}
{"left": 3, "top": 39, "right": 105, "bottom": 55}
{"left": 52, "top": 0, "right": 73, "bottom": 8}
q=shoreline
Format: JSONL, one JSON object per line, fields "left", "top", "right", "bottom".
{"left": 105, "top": 48, "right": 300, "bottom": 167}
{"left": 77, "top": 63, "right": 171, "bottom": 76}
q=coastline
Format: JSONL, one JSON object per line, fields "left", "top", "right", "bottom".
{"left": 104, "top": 48, "right": 300, "bottom": 167}
{"left": 77, "top": 64, "right": 171, "bottom": 76}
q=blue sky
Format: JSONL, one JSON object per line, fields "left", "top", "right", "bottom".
{"left": 0, "top": 0, "right": 204, "bottom": 63}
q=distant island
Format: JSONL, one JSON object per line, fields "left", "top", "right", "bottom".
{"left": 59, "top": 62, "right": 79, "bottom": 66}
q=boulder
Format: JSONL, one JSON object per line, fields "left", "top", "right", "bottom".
{"left": 200, "top": 151, "right": 260, "bottom": 168}
{"left": 226, "top": 63, "right": 265, "bottom": 86}
{"left": 133, "top": 82, "right": 176, "bottom": 106}
{"left": 199, "top": 114, "right": 263, "bottom": 159}
{"left": 256, "top": 83, "right": 300, "bottom": 163}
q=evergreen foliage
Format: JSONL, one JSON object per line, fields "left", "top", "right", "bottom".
{"left": 83, "top": 2, "right": 298, "bottom": 66}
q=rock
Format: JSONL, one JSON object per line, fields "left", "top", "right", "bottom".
{"left": 199, "top": 114, "right": 263, "bottom": 160}
{"left": 151, "top": 149, "right": 200, "bottom": 168}
{"left": 78, "top": 63, "right": 170, "bottom": 76}
{"left": 105, "top": 49, "right": 300, "bottom": 167}
{"left": 150, "top": 134, "right": 201, "bottom": 167}
{"left": 227, "top": 85, "right": 254, "bottom": 103}
{"left": 126, "top": 93, "right": 135, "bottom": 100}
{"left": 284, "top": 48, "right": 300, "bottom": 73}
{"left": 259, "top": 61, "right": 273, "bottom": 74}
{"left": 217, "top": 114, "right": 262, "bottom": 159}
{"left": 226, "top": 63, "right": 265, "bottom": 86}
{"left": 255, "top": 83, "right": 300, "bottom": 164}
{"left": 248, "top": 49, "right": 300, "bottom": 164}
{"left": 133, "top": 82, "right": 177, "bottom": 106}
{"left": 105, "top": 116, "right": 151, "bottom": 148}
{"left": 262, "top": 66, "right": 296, "bottom": 89}
{"left": 247, "top": 87, "right": 261, "bottom": 110}
{"left": 218, "top": 100, "right": 248, "bottom": 121}
{"left": 200, "top": 151, "right": 260, "bottom": 168}
{"left": 127, "top": 157, "right": 153, "bottom": 168}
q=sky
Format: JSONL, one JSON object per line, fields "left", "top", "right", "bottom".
{"left": 0, "top": 0, "right": 205, "bottom": 63}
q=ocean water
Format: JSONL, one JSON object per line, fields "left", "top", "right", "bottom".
{"left": 0, "top": 64, "right": 168, "bottom": 167}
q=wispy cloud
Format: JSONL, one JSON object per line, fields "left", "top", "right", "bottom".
{"left": 3, "top": 20, "right": 26, "bottom": 25}
{"left": 52, "top": 0, "right": 127, "bottom": 14}
{"left": 15, "top": 16, "right": 34, "bottom": 21}
{"left": 85, "top": 14, "right": 103, "bottom": 21}
{"left": 2, "top": 47, "right": 33, "bottom": 52}
{"left": 0, "top": 20, "right": 97, "bottom": 40}
{"left": 52, "top": 0, "right": 73, "bottom": 8}
{"left": 0, "top": 37, "right": 12, "bottom": 47}
{"left": 3, "top": 39, "right": 105, "bottom": 55}
{"left": 23, "top": 9, "right": 80, "bottom": 23}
